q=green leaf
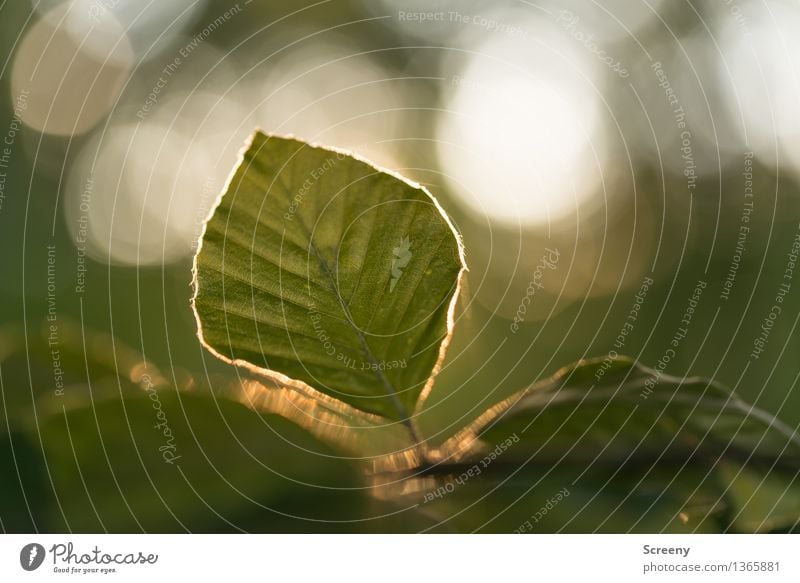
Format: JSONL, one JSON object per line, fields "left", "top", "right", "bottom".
{"left": 38, "top": 390, "right": 370, "bottom": 532}
{"left": 413, "top": 463, "right": 726, "bottom": 533}
{"left": 192, "top": 132, "right": 465, "bottom": 425}
{"left": 0, "top": 429, "right": 52, "bottom": 532}
{"left": 35, "top": 388, "right": 459, "bottom": 532}
{"left": 432, "top": 356, "right": 800, "bottom": 533}
{"left": 1, "top": 320, "right": 446, "bottom": 532}
{"left": 717, "top": 460, "right": 800, "bottom": 533}
{"left": 0, "top": 320, "right": 149, "bottom": 425}
{"left": 448, "top": 357, "right": 799, "bottom": 463}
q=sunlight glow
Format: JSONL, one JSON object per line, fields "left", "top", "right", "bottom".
{"left": 436, "top": 21, "right": 603, "bottom": 226}
{"left": 11, "top": 2, "right": 134, "bottom": 136}
{"left": 717, "top": 1, "right": 800, "bottom": 175}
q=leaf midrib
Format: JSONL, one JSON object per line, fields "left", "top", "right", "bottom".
{"left": 305, "top": 236, "right": 420, "bottom": 440}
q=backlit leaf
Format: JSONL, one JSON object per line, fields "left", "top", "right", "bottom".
{"left": 193, "top": 132, "right": 465, "bottom": 426}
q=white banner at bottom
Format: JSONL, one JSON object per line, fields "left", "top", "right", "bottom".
{"left": 1, "top": 534, "right": 797, "bottom": 582}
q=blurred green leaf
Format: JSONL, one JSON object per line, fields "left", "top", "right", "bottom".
{"left": 38, "top": 390, "right": 372, "bottom": 532}
{"left": 717, "top": 460, "right": 800, "bottom": 533}
{"left": 193, "top": 132, "right": 465, "bottom": 424}
{"left": 426, "top": 357, "right": 800, "bottom": 533}
{"left": 0, "top": 320, "right": 155, "bottom": 428}
{"left": 0, "top": 429, "right": 51, "bottom": 532}
{"left": 1, "top": 320, "right": 444, "bottom": 532}
{"left": 461, "top": 357, "right": 797, "bottom": 462}
{"left": 413, "top": 463, "right": 725, "bottom": 533}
